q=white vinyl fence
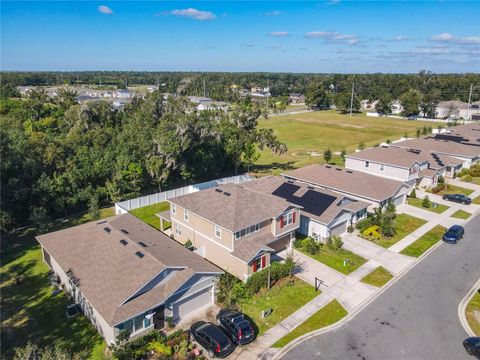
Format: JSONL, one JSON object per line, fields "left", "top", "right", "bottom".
{"left": 115, "top": 174, "right": 253, "bottom": 214}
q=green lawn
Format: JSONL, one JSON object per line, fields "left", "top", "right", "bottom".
{"left": 254, "top": 110, "right": 441, "bottom": 175}
{"left": 473, "top": 196, "right": 480, "bottom": 205}
{"left": 130, "top": 202, "right": 170, "bottom": 230}
{"left": 299, "top": 245, "right": 367, "bottom": 275}
{"left": 272, "top": 300, "right": 348, "bottom": 348}
{"left": 399, "top": 225, "right": 446, "bottom": 257}
{"left": 451, "top": 210, "right": 472, "bottom": 220}
{"left": 407, "top": 197, "right": 449, "bottom": 214}
{"left": 238, "top": 277, "right": 318, "bottom": 336}
{"left": 1, "top": 208, "right": 114, "bottom": 359}
{"left": 360, "top": 266, "right": 394, "bottom": 287}
{"left": 432, "top": 184, "right": 474, "bottom": 197}
{"left": 364, "top": 214, "right": 427, "bottom": 248}
{"left": 466, "top": 291, "right": 480, "bottom": 336}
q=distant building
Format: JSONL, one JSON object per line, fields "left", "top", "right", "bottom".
{"left": 436, "top": 100, "right": 480, "bottom": 120}
{"left": 391, "top": 100, "right": 403, "bottom": 115}
{"left": 114, "top": 89, "right": 132, "bottom": 99}
{"left": 289, "top": 93, "right": 305, "bottom": 104}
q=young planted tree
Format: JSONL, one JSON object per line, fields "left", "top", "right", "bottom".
{"left": 323, "top": 149, "right": 332, "bottom": 164}
{"left": 422, "top": 195, "right": 431, "bottom": 208}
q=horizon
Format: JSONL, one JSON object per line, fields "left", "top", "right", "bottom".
{"left": 1, "top": 1, "right": 479, "bottom": 73}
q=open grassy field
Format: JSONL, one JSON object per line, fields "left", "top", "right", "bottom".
{"left": 1, "top": 208, "right": 115, "bottom": 359}
{"left": 272, "top": 299, "right": 347, "bottom": 348}
{"left": 254, "top": 110, "right": 441, "bottom": 175}
{"left": 431, "top": 184, "right": 474, "bottom": 197}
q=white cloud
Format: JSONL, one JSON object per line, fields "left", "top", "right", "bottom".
{"left": 305, "top": 31, "right": 359, "bottom": 45}
{"left": 394, "top": 35, "right": 410, "bottom": 41}
{"left": 169, "top": 8, "right": 216, "bottom": 21}
{"left": 431, "top": 32, "right": 480, "bottom": 45}
{"left": 98, "top": 5, "right": 113, "bottom": 15}
{"left": 268, "top": 31, "right": 289, "bottom": 37}
{"left": 264, "top": 10, "right": 282, "bottom": 16}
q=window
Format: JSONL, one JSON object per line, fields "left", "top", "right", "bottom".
{"left": 281, "top": 211, "right": 295, "bottom": 228}
{"left": 172, "top": 204, "right": 176, "bottom": 215}
{"left": 252, "top": 256, "right": 266, "bottom": 272}
{"left": 215, "top": 225, "right": 222, "bottom": 238}
{"left": 365, "top": 161, "right": 370, "bottom": 168}
{"left": 184, "top": 210, "right": 189, "bottom": 221}
{"left": 144, "top": 315, "right": 152, "bottom": 328}
{"left": 175, "top": 224, "right": 182, "bottom": 236}
{"left": 134, "top": 315, "right": 143, "bottom": 332}
{"left": 235, "top": 223, "right": 260, "bottom": 239}
{"left": 380, "top": 164, "right": 385, "bottom": 171}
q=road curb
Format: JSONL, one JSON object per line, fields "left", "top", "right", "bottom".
{"left": 271, "top": 210, "right": 480, "bottom": 360}
{"left": 458, "top": 277, "right": 480, "bottom": 337}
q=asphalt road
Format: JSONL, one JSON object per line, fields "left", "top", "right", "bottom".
{"left": 281, "top": 214, "right": 480, "bottom": 360}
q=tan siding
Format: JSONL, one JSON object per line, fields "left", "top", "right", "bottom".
{"left": 274, "top": 209, "right": 300, "bottom": 236}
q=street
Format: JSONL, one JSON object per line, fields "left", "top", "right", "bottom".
{"left": 281, "top": 214, "right": 480, "bottom": 360}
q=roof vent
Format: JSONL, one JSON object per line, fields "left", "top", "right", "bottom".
{"left": 223, "top": 192, "right": 231, "bottom": 196}
{"left": 139, "top": 241, "right": 147, "bottom": 248}
{"left": 346, "top": 170, "right": 353, "bottom": 173}
{"left": 335, "top": 168, "right": 342, "bottom": 171}
{"left": 325, "top": 165, "right": 332, "bottom": 168}
{"left": 120, "top": 239, "right": 128, "bottom": 246}
{"left": 215, "top": 189, "right": 223, "bottom": 193}
{"left": 307, "top": 186, "right": 315, "bottom": 190}
{"left": 97, "top": 220, "right": 107, "bottom": 225}
{"left": 135, "top": 251, "right": 144, "bottom": 258}
{"left": 120, "top": 229, "right": 129, "bottom": 234}
{"left": 103, "top": 227, "right": 111, "bottom": 233}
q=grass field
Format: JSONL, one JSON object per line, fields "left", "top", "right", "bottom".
{"left": 473, "top": 196, "right": 480, "bottom": 205}
{"left": 1, "top": 208, "right": 115, "bottom": 359}
{"left": 364, "top": 214, "right": 426, "bottom": 248}
{"left": 130, "top": 202, "right": 170, "bottom": 230}
{"left": 407, "top": 197, "right": 449, "bottom": 214}
{"left": 431, "top": 184, "right": 475, "bottom": 197}
{"left": 360, "top": 266, "right": 393, "bottom": 287}
{"left": 299, "top": 245, "right": 367, "bottom": 275}
{"left": 466, "top": 291, "right": 480, "bottom": 336}
{"left": 451, "top": 210, "right": 472, "bottom": 220}
{"left": 254, "top": 110, "right": 441, "bottom": 175}
{"left": 400, "top": 225, "right": 446, "bottom": 257}
{"left": 272, "top": 299, "right": 348, "bottom": 348}
{"left": 239, "top": 277, "right": 318, "bottom": 336}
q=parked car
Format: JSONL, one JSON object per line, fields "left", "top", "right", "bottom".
{"left": 442, "top": 225, "right": 464, "bottom": 244}
{"left": 442, "top": 193, "right": 472, "bottom": 205}
{"left": 189, "top": 321, "right": 235, "bottom": 358}
{"left": 463, "top": 337, "right": 480, "bottom": 359}
{"left": 65, "top": 303, "right": 80, "bottom": 318}
{"left": 216, "top": 309, "right": 255, "bottom": 345}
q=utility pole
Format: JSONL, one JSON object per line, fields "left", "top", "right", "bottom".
{"left": 349, "top": 81, "right": 355, "bottom": 117}
{"left": 266, "top": 79, "right": 269, "bottom": 109}
{"left": 467, "top": 84, "right": 473, "bottom": 109}
{"left": 203, "top": 78, "right": 206, "bottom": 97}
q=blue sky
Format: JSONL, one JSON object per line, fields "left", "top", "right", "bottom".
{"left": 1, "top": 1, "right": 479, "bottom": 73}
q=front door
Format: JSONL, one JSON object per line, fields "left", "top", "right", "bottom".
{"left": 153, "top": 305, "right": 165, "bottom": 329}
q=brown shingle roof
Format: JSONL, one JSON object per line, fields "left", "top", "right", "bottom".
{"left": 169, "top": 183, "right": 299, "bottom": 232}
{"left": 231, "top": 227, "right": 275, "bottom": 263}
{"left": 36, "top": 213, "right": 221, "bottom": 326}
{"left": 283, "top": 164, "right": 406, "bottom": 202}
{"left": 241, "top": 176, "right": 368, "bottom": 225}
{"left": 393, "top": 137, "right": 480, "bottom": 158}
{"left": 347, "top": 146, "right": 427, "bottom": 169}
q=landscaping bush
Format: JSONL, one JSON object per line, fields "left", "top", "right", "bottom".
{"left": 184, "top": 239, "right": 192, "bottom": 249}
{"left": 147, "top": 341, "right": 172, "bottom": 357}
{"left": 409, "top": 188, "right": 417, "bottom": 199}
{"left": 113, "top": 330, "right": 171, "bottom": 360}
{"left": 355, "top": 218, "right": 373, "bottom": 232}
{"left": 380, "top": 218, "right": 396, "bottom": 238}
{"left": 422, "top": 195, "right": 431, "bottom": 208}
{"left": 363, "top": 226, "right": 381, "bottom": 240}
{"left": 301, "top": 237, "right": 321, "bottom": 255}
{"left": 462, "top": 174, "right": 473, "bottom": 183}
{"left": 470, "top": 164, "right": 480, "bottom": 177}
{"left": 245, "top": 256, "right": 296, "bottom": 295}
{"left": 347, "top": 224, "right": 354, "bottom": 233}
{"left": 326, "top": 235, "right": 343, "bottom": 250}
{"left": 431, "top": 183, "right": 445, "bottom": 194}
{"left": 437, "top": 175, "right": 445, "bottom": 184}
{"left": 216, "top": 272, "right": 241, "bottom": 307}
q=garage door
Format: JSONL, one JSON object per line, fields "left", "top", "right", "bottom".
{"left": 393, "top": 194, "right": 405, "bottom": 206}
{"left": 330, "top": 221, "right": 347, "bottom": 236}
{"left": 172, "top": 286, "right": 212, "bottom": 321}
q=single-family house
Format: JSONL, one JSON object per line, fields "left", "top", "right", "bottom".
{"left": 241, "top": 176, "right": 369, "bottom": 242}
{"left": 37, "top": 213, "right": 221, "bottom": 345}
{"left": 289, "top": 93, "right": 305, "bottom": 104}
{"left": 282, "top": 164, "right": 410, "bottom": 211}
{"left": 166, "top": 183, "right": 301, "bottom": 280}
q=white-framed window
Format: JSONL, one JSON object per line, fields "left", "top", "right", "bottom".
{"left": 235, "top": 223, "right": 260, "bottom": 239}
{"left": 184, "top": 210, "right": 189, "bottom": 221}
{"left": 380, "top": 164, "right": 385, "bottom": 171}
{"left": 283, "top": 212, "right": 294, "bottom": 225}
{"left": 171, "top": 204, "right": 176, "bottom": 215}
{"left": 365, "top": 161, "right": 370, "bottom": 168}
{"left": 175, "top": 224, "right": 182, "bottom": 235}
{"left": 215, "top": 225, "right": 222, "bottom": 238}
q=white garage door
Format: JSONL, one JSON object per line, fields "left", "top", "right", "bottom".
{"left": 172, "top": 286, "right": 212, "bottom": 321}
{"left": 393, "top": 194, "right": 405, "bottom": 206}
{"left": 330, "top": 221, "right": 347, "bottom": 236}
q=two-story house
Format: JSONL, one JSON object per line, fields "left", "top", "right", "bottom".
{"left": 168, "top": 183, "right": 301, "bottom": 280}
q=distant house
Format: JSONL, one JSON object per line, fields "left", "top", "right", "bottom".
{"left": 436, "top": 100, "right": 480, "bottom": 120}
{"left": 391, "top": 100, "right": 403, "bottom": 115}
{"left": 37, "top": 214, "right": 221, "bottom": 345}
{"left": 283, "top": 164, "right": 410, "bottom": 211}
{"left": 360, "top": 99, "right": 378, "bottom": 109}
{"left": 289, "top": 93, "right": 305, "bottom": 104}
{"left": 114, "top": 89, "right": 133, "bottom": 99}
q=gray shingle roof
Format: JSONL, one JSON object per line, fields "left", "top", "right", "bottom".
{"left": 347, "top": 146, "right": 427, "bottom": 169}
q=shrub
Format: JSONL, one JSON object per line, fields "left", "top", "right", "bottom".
{"left": 355, "top": 218, "right": 372, "bottom": 232}
{"left": 147, "top": 341, "right": 172, "bottom": 356}
{"left": 326, "top": 235, "right": 343, "bottom": 250}
{"left": 216, "top": 272, "right": 241, "bottom": 307}
{"left": 347, "top": 224, "right": 354, "bottom": 233}
{"left": 381, "top": 218, "right": 396, "bottom": 238}
{"left": 462, "top": 174, "right": 473, "bottom": 182}
{"left": 409, "top": 188, "right": 417, "bottom": 199}
{"left": 386, "top": 200, "right": 396, "bottom": 216}
{"left": 363, "top": 226, "right": 381, "bottom": 240}
{"left": 113, "top": 330, "right": 168, "bottom": 360}
{"left": 184, "top": 239, "right": 192, "bottom": 248}
{"left": 431, "top": 183, "right": 445, "bottom": 194}
{"left": 422, "top": 195, "right": 431, "bottom": 208}
{"left": 437, "top": 175, "right": 445, "bottom": 184}
{"left": 301, "top": 237, "right": 321, "bottom": 255}
{"left": 166, "top": 316, "right": 175, "bottom": 329}
{"left": 470, "top": 164, "right": 480, "bottom": 177}
{"left": 245, "top": 257, "right": 296, "bottom": 294}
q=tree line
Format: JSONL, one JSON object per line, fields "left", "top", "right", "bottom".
{"left": 0, "top": 90, "right": 286, "bottom": 231}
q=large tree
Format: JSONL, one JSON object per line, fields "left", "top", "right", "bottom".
{"left": 400, "top": 89, "right": 422, "bottom": 117}
{"left": 305, "top": 84, "right": 330, "bottom": 109}
{"left": 334, "top": 92, "right": 360, "bottom": 113}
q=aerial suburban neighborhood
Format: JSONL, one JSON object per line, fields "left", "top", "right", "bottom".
{"left": 1, "top": 1, "right": 480, "bottom": 360}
